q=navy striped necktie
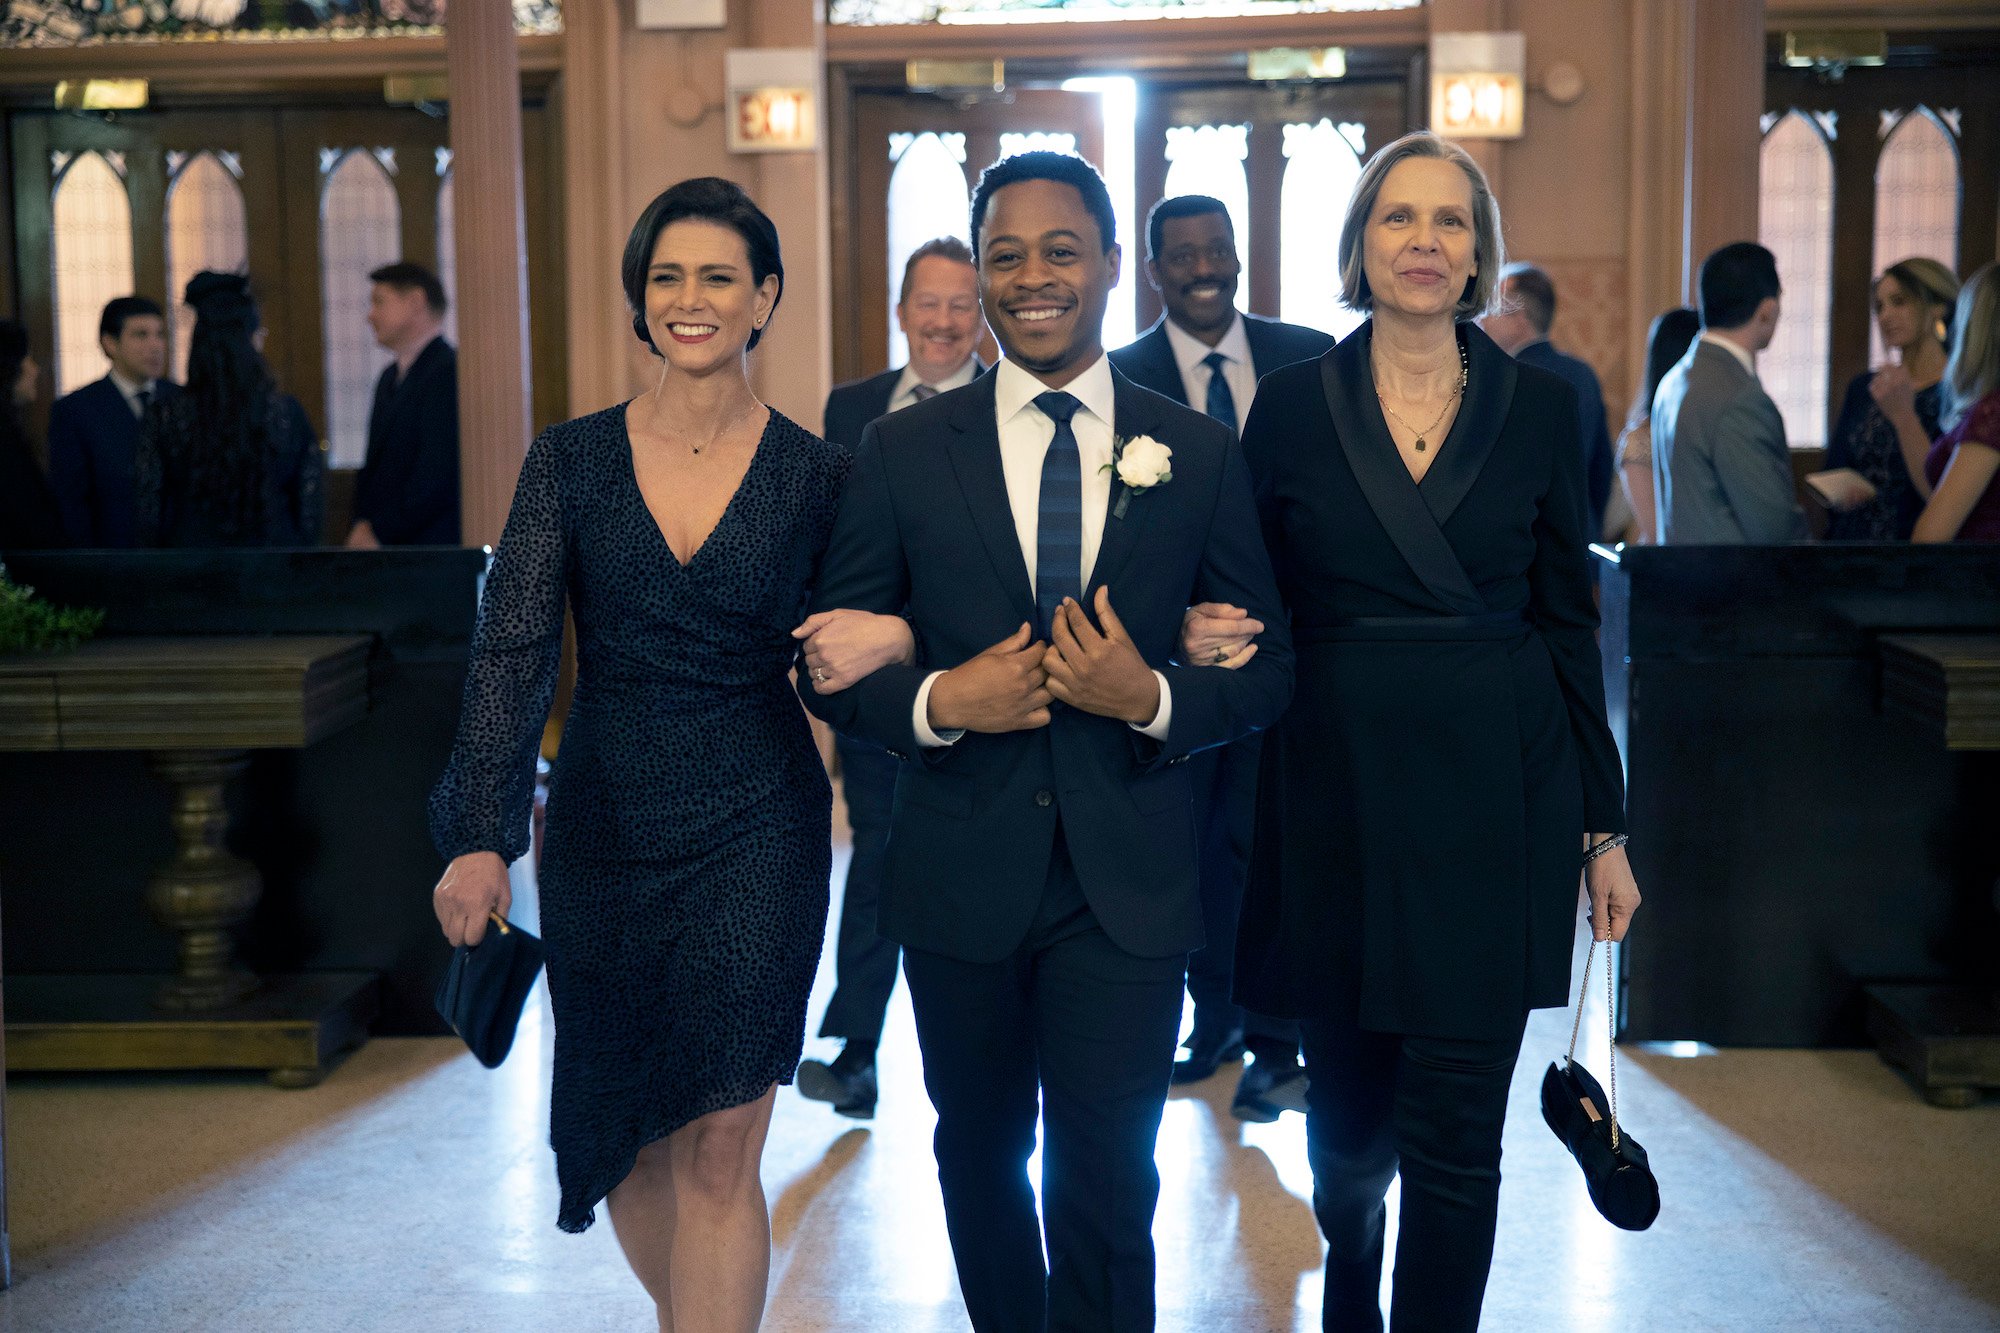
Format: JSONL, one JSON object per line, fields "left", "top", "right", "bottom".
{"left": 1033, "top": 391, "right": 1083, "bottom": 638}
{"left": 1201, "top": 350, "right": 1238, "bottom": 434}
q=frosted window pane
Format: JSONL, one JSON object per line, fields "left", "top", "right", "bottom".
{"left": 1758, "top": 112, "right": 1834, "bottom": 449}
{"left": 51, "top": 151, "right": 135, "bottom": 397}
{"left": 438, "top": 170, "right": 460, "bottom": 347}
{"left": 321, "top": 150, "right": 401, "bottom": 468}
{"left": 1280, "top": 120, "right": 1364, "bottom": 341}
{"left": 885, "top": 132, "right": 971, "bottom": 367}
{"left": 1164, "top": 124, "right": 1250, "bottom": 314}
{"left": 998, "top": 132, "right": 1078, "bottom": 159}
{"left": 165, "top": 152, "right": 249, "bottom": 384}
{"left": 1872, "top": 109, "right": 1959, "bottom": 365}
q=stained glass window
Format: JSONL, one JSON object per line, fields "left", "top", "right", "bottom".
{"left": 1281, "top": 119, "right": 1366, "bottom": 340}
{"left": 165, "top": 151, "right": 249, "bottom": 384}
{"left": 50, "top": 150, "right": 135, "bottom": 396}
{"left": 1758, "top": 111, "right": 1835, "bottom": 449}
{"left": 885, "top": 132, "right": 971, "bottom": 367}
{"left": 320, "top": 149, "right": 401, "bottom": 468}
{"left": 1872, "top": 108, "right": 1959, "bottom": 365}
{"left": 1163, "top": 124, "right": 1250, "bottom": 316}
{"left": 829, "top": 0, "right": 1416, "bottom": 28}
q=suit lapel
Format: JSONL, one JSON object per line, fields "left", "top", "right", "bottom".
{"left": 1087, "top": 369, "right": 1167, "bottom": 593}
{"left": 1323, "top": 326, "right": 1484, "bottom": 615}
{"left": 1132, "top": 322, "right": 1189, "bottom": 406}
{"left": 944, "top": 372, "right": 1036, "bottom": 624}
{"left": 1418, "top": 323, "right": 1516, "bottom": 528}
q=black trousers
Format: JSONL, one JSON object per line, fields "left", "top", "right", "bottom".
{"left": 817, "top": 736, "right": 901, "bottom": 1044}
{"left": 1186, "top": 738, "right": 1298, "bottom": 1052}
{"left": 1300, "top": 1012, "right": 1528, "bottom": 1333}
{"left": 903, "top": 833, "right": 1187, "bottom": 1333}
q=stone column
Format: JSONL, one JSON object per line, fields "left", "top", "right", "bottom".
{"left": 446, "top": 2, "right": 535, "bottom": 547}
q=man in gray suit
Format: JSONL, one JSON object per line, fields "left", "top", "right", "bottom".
{"left": 1652, "top": 242, "right": 1807, "bottom": 544}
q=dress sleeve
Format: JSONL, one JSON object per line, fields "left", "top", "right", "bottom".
{"left": 1528, "top": 391, "right": 1628, "bottom": 835}
{"left": 428, "top": 428, "right": 568, "bottom": 863}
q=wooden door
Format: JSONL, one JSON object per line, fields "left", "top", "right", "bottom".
{"left": 844, "top": 89, "right": 1106, "bottom": 383}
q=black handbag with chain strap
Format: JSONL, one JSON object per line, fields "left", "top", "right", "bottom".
{"left": 1540, "top": 937, "right": 1661, "bottom": 1231}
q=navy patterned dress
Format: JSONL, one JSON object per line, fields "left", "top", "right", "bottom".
{"left": 430, "top": 404, "right": 847, "bottom": 1233}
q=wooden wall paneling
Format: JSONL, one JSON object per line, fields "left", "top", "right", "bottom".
{"left": 524, "top": 103, "right": 568, "bottom": 436}
{"left": 1826, "top": 91, "right": 1879, "bottom": 447}
{"left": 125, "top": 140, "right": 168, "bottom": 324}
{"left": 827, "top": 64, "right": 861, "bottom": 390}
{"left": 1687, "top": 0, "right": 1767, "bottom": 273}
{"left": 0, "top": 118, "right": 15, "bottom": 320}
{"left": 9, "top": 116, "right": 54, "bottom": 442}
{"left": 1244, "top": 117, "right": 1283, "bottom": 321}
{"left": 275, "top": 109, "right": 331, "bottom": 443}
{"left": 1132, "top": 86, "right": 1171, "bottom": 334}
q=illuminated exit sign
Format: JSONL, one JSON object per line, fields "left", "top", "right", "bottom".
{"left": 726, "top": 50, "right": 819, "bottom": 154}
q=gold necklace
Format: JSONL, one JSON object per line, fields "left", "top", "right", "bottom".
{"left": 1373, "top": 341, "right": 1469, "bottom": 453}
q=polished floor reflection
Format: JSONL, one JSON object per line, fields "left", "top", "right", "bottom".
{"left": 4, "top": 835, "right": 1999, "bottom": 1332}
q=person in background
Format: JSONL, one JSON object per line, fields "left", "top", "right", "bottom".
{"left": 134, "top": 271, "right": 322, "bottom": 548}
{"left": 349, "top": 261, "right": 459, "bottom": 547}
{"left": 1482, "top": 262, "right": 1615, "bottom": 535}
{"left": 1111, "top": 192, "right": 1331, "bottom": 1120}
{"left": 1652, "top": 241, "right": 1806, "bottom": 544}
{"left": 1914, "top": 261, "right": 2000, "bottom": 542}
{"left": 1614, "top": 307, "right": 1701, "bottom": 545}
{"left": 46, "top": 295, "right": 179, "bottom": 547}
{"left": 0, "top": 319, "right": 65, "bottom": 550}
{"left": 1822, "top": 258, "right": 1960, "bottom": 541}
{"left": 797, "top": 234, "right": 986, "bottom": 1122}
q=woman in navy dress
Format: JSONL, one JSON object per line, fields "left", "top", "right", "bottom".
{"left": 429, "top": 178, "right": 912, "bottom": 1330}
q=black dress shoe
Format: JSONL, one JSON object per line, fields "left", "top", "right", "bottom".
{"left": 796, "top": 1057, "right": 878, "bottom": 1120}
{"left": 1231, "top": 1054, "right": 1309, "bottom": 1122}
{"left": 1171, "top": 1025, "right": 1246, "bottom": 1085}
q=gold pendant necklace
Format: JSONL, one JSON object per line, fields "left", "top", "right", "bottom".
{"left": 1374, "top": 341, "right": 1470, "bottom": 452}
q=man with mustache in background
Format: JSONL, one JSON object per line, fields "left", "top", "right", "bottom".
{"left": 799, "top": 154, "right": 1293, "bottom": 1332}
{"left": 1111, "top": 194, "right": 1334, "bottom": 1121}
{"left": 798, "top": 235, "right": 986, "bottom": 1120}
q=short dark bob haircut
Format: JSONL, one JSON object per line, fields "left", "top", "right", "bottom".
{"left": 621, "top": 177, "right": 784, "bottom": 354}
{"left": 970, "top": 151, "right": 1117, "bottom": 259}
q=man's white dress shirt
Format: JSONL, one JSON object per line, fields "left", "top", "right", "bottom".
{"left": 887, "top": 356, "right": 980, "bottom": 415}
{"left": 1163, "top": 312, "right": 1259, "bottom": 422}
{"left": 107, "top": 368, "right": 157, "bottom": 419}
{"left": 911, "top": 354, "right": 1173, "bottom": 747}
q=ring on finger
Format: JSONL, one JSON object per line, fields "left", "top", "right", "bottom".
{"left": 1213, "top": 646, "right": 1229, "bottom": 664}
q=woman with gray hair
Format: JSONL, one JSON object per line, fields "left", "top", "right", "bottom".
{"left": 1231, "top": 131, "right": 1641, "bottom": 1330}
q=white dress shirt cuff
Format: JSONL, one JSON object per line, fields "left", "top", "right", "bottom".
{"left": 1131, "top": 670, "right": 1173, "bottom": 741}
{"left": 913, "top": 670, "right": 965, "bottom": 748}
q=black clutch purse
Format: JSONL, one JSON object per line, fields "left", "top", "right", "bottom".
{"left": 434, "top": 912, "right": 546, "bottom": 1069}
{"left": 1541, "top": 937, "right": 1661, "bottom": 1231}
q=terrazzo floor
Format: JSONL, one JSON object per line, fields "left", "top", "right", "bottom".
{"left": 4, "top": 837, "right": 1998, "bottom": 1332}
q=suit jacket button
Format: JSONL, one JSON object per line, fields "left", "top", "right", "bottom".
{"left": 1034, "top": 789, "right": 1054, "bottom": 807}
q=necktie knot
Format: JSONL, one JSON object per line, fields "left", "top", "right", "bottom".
{"left": 910, "top": 382, "right": 939, "bottom": 402}
{"left": 1202, "top": 351, "right": 1228, "bottom": 374}
{"left": 1034, "top": 391, "right": 1081, "bottom": 427}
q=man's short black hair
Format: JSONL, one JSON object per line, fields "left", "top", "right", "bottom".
{"left": 99, "top": 295, "right": 164, "bottom": 342}
{"left": 369, "top": 261, "right": 449, "bottom": 317}
{"left": 1698, "top": 242, "right": 1781, "bottom": 331}
{"left": 970, "top": 151, "right": 1117, "bottom": 259}
{"left": 1146, "top": 194, "right": 1232, "bottom": 262}
{"left": 621, "top": 176, "right": 784, "bottom": 353}
{"left": 1500, "top": 262, "right": 1556, "bottom": 334}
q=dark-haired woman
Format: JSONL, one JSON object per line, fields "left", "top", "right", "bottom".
{"left": 1823, "top": 257, "right": 1959, "bottom": 541}
{"left": 135, "top": 272, "right": 322, "bottom": 547}
{"left": 1614, "top": 307, "right": 1700, "bottom": 545}
{"left": 427, "top": 178, "right": 914, "bottom": 1329}
{"left": 0, "top": 319, "right": 66, "bottom": 550}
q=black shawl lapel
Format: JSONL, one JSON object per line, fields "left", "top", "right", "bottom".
{"left": 1322, "top": 324, "right": 1485, "bottom": 615}
{"left": 1419, "top": 322, "right": 1517, "bottom": 528}
{"left": 1088, "top": 367, "right": 1167, "bottom": 592}
{"left": 945, "top": 370, "right": 1036, "bottom": 624}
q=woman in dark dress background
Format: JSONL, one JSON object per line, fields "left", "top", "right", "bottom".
{"left": 1233, "top": 132, "right": 1642, "bottom": 1332}
{"left": 1823, "top": 257, "right": 1958, "bottom": 540}
{"left": 135, "top": 271, "right": 322, "bottom": 547}
{"left": 0, "top": 319, "right": 66, "bottom": 550}
{"left": 429, "top": 178, "right": 912, "bottom": 1331}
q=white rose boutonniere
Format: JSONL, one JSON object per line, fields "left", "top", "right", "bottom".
{"left": 1102, "top": 434, "right": 1173, "bottom": 518}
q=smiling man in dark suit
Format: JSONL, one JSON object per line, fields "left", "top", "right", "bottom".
{"left": 47, "top": 295, "right": 180, "bottom": 547}
{"left": 798, "top": 235, "right": 986, "bottom": 1121}
{"left": 347, "top": 262, "right": 459, "bottom": 547}
{"left": 801, "top": 153, "right": 1292, "bottom": 1333}
{"left": 1110, "top": 193, "right": 1332, "bottom": 1121}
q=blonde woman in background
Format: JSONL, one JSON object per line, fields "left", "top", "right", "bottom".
{"left": 1914, "top": 262, "right": 2000, "bottom": 542}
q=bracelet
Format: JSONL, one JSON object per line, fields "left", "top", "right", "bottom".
{"left": 1584, "top": 833, "right": 1629, "bottom": 866}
